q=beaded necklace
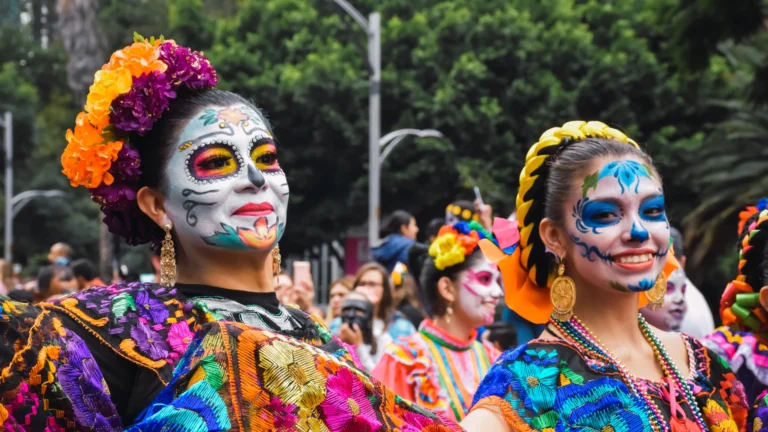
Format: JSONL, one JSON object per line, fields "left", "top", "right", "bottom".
{"left": 550, "top": 314, "right": 709, "bottom": 432}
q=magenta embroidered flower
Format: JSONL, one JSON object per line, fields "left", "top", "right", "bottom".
{"left": 167, "top": 321, "right": 195, "bottom": 354}
{"left": 130, "top": 320, "right": 169, "bottom": 360}
{"left": 135, "top": 289, "right": 169, "bottom": 323}
{"left": 319, "top": 368, "right": 381, "bottom": 432}
{"left": 110, "top": 71, "right": 176, "bottom": 136}
{"left": 268, "top": 396, "right": 298, "bottom": 429}
{"left": 158, "top": 42, "right": 218, "bottom": 89}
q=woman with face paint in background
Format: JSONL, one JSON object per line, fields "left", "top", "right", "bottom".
{"left": 461, "top": 121, "right": 747, "bottom": 432}
{"left": 372, "top": 222, "right": 502, "bottom": 422}
{"left": 641, "top": 269, "right": 688, "bottom": 332}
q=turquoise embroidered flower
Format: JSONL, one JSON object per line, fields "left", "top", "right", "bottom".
{"left": 553, "top": 377, "right": 652, "bottom": 432}
{"left": 508, "top": 349, "right": 560, "bottom": 412}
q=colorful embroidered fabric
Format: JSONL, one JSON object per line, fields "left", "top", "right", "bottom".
{"left": 704, "top": 326, "right": 768, "bottom": 403}
{"left": 470, "top": 337, "right": 748, "bottom": 432}
{"left": 0, "top": 282, "right": 342, "bottom": 431}
{"left": 128, "top": 321, "right": 463, "bottom": 431}
{"left": 372, "top": 319, "right": 499, "bottom": 422}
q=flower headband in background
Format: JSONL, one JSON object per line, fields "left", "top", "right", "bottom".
{"left": 61, "top": 33, "right": 218, "bottom": 244}
{"left": 445, "top": 204, "right": 479, "bottom": 223}
{"left": 392, "top": 262, "right": 408, "bottom": 287}
{"left": 428, "top": 221, "right": 496, "bottom": 270}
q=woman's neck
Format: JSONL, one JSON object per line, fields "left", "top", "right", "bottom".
{"left": 570, "top": 285, "right": 646, "bottom": 352}
{"left": 432, "top": 313, "right": 475, "bottom": 342}
{"left": 174, "top": 246, "right": 275, "bottom": 293}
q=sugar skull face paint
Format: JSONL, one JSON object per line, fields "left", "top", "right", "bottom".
{"left": 164, "top": 104, "right": 289, "bottom": 252}
{"left": 565, "top": 156, "right": 669, "bottom": 295}
{"left": 455, "top": 258, "right": 502, "bottom": 327}
{"left": 641, "top": 269, "right": 688, "bottom": 331}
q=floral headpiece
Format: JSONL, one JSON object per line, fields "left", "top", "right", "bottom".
{"left": 445, "top": 204, "right": 479, "bottom": 222}
{"left": 428, "top": 221, "right": 490, "bottom": 270}
{"left": 392, "top": 262, "right": 408, "bottom": 286}
{"left": 720, "top": 201, "right": 768, "bottom": 343}
{"left": 61, "top": 34, "right": 218, "bottom": 244}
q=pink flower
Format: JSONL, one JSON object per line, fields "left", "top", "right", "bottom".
{"left": 268, "top": 397, "right": 298, "bottom": 430}
{"left": 320, "top": 368, "right": 382, "bottom": 432}
{"left": 166, "top": 322, "right": 194, "bottom": 354}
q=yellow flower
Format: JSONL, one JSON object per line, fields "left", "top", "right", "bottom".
{"left": 260, "top": 340, "right": 327, "bottom": 411}
{"left": 84, "top": 68, "right": 133, "bottom": 129}
{"left": 428, "top": 233, "right": 466, "bottom": 270}
{"left": 462, "top": 209, "right": 472, "bottom": 220}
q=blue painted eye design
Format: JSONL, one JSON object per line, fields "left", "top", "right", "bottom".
{"left": 574, "top": 198, "right": 621, "bottom": 234}
{"left": 640, "top": 195, "right": 667, "bottom": 222}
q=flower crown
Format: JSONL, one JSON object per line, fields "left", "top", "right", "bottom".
{"left": 428, "top": 221, "right": 490, "bottom": 270}
{"left": 392, "top": 262, "right": 408, "bottom": 286}
{"left": 61, "top": 34, "right": 218, "bottom": 244}
{"left": 445, "top": 204, "right": 479, "bottom": 222}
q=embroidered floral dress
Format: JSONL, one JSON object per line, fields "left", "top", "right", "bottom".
{"left": 373, "top": 319, "right": 499, "bottom": 422}
{"left": 470, "top": 336, "right": 748, "bottom": 432}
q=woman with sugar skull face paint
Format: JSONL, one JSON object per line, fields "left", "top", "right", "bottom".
{"left": 641, "top": 269, "right": 688, "bottom": 332}
{"left": 0, "top": 36, "right": 462, "bottom": 431}
{"left": 462, "top": 121, "right": 748, "bottom": 432}
{"left": 373, "top": 222, "right": 502, "bottom": 422}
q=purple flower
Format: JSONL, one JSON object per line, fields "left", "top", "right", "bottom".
{"left": 130, "top": 320, "right": 169, "bottom": 360}
{"left": 90, "top": 181, "right": 137, "bottom": 210}
{"left": 110, "top": 71, "right": 176, "bottom": 136}
{"left": 110, "top": 142, "right": 142, "bottom": 182}
{"left": 158, "top": 42, "right": 218, "bottom": 89}
{"left": 101, "top": 204, "right": 163, "bottom": 246}
{"left": 135, "top": 289, "right": 169, "bottom": 323}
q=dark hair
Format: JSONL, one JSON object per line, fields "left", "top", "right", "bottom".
{"left": 115, "top": 89, "right": 272, "bottom": 245}
{"left": 425, "top": 218, "right": 444, "bottom": 240}
{"left": 738, "top": 211, "right": 768, "bottom": 290}
{"left": 380, "top": 210, "right": 414, "bottom": 238}
{"left": 670, "top": 227, "right": 685, "bottom": 258}
{"left": 485, "top": 321, "right": 518, "bottom": 351}
{"left": 408, "top": 243, "right": 484, "bottom": 317}
{"left": 353, "top": 262, "right": 394, "bottom": 322}
{"left": 524, "top": 137, "right": 656, "bottom": 287}
{"left": 71, "top": 259, "right": 96, "bottom": 281}
{"left": 37, "top": 265, "right": 74, "bottom": 298}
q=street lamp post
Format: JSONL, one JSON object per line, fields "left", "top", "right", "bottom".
{"left": 1, "top": 112, "right": 12, "bottom": 261}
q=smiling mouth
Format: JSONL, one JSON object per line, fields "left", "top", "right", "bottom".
{"left": 233, "top": 202, "right": 274, "bottom": 217}
{"left": 612, "top": 250, "right": 656, "bottom": 271}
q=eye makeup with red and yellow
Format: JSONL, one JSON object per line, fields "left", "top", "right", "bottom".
{"left": 250, "top": 137, "right": 281, "bottom": 174}
{"left": 186, "top": 143, "right": 243, "bottom": 182}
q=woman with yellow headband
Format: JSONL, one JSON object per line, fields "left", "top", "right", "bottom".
{"left": 461, "top": 121, "right": 747, "bottom": 432}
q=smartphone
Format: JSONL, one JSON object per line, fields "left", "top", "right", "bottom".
{"left": 474, "top": 186, "right": 484, "bottom": 207}
{"left": 293, "top": 261, "right": 312, "bottom": 290}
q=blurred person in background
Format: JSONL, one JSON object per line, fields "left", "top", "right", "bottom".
{"left": 372, "top": 210, "right": 419, "bottom": 272}
{"left": 445, "top": 200, "right": 478, "bottom": 225}
{"left": 426, "top": 217, "right": 445, "bottom": 244}
{"left": 391, "top": 262, "right": 425, "bottom": 328}
{"left": 36, "top": 264, "right": 78, "bottom": 302}
{"left": 273, "top": 272, "right": 294, "bottom": 304}
{"left": 338, "top": 262, "right": 416, "bottom": 371}
{"left": 641, "top": 268, "right": 688, "bottom": 331}
{"left": 484, "top": 321, "right": 517, "bottom": 353}
{"left": 373, "top": 223, "right": 501, "bottom": 422}
{"left": 47, "top": 242, "right": 73, "bottom": 266}
{"left": 0, "top": 259, "right": 14, "bottom": 295}
{"left": 71, "top": 259, "right": 105, "bottom": 290}
{"left": 671, "top": 226, "right": 715, "bottom": 338}
{"left": 291, "top": 277, "right": 325, "bottom": 318}
{"left": 326, "top": 275, "right": 355, "bottom": 332}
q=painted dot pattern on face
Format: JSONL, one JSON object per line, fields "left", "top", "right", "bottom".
{"left": 185, "top": 141, "right": 244, "bottom": 184}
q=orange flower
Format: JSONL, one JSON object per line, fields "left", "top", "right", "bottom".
{"left": 103, "top": 41, "right": 167, "bottom": 77}
{"left": 61, "top": 112, "right": 123, "bottom": 188}
{"left": 84, "top": 68, "right": 133, "bottom": 129}
{"left": 237, "top": 217, "right": 278, "bottom": 249}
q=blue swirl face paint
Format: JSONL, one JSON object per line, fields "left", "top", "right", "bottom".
{"left": 573, "top": 198, "right": 622, "bottom": 234}
{"left": 629, "top": 222, "right": 650, "bottom": 242}
{"left": 569, "top": 234, "right": 613, "bottom": 264}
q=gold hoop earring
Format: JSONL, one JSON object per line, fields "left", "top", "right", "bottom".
{"left": 445, "top": 304, "right": 454, "bottom": 324}
{"left": 272, "top": 244, "right": 282, "bottom": 276}
{"left": 160, "top": 224, "right": 177, "bottom": 288}
{"left": 646, "top": 273, "right": 667, "bottom": 310}
{"left": 551, "top": 260, "right": 576, "bottom": 321}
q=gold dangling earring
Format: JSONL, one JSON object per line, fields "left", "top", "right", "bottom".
{"left": 645, "top": 273, "right": 667, "bottom": 310}
{"left": 551, "top": 259, "right": 576, "bottom": 321}
{"left": 160, "top": 224, "right": 177, "bottom": 288}
{"left": 272, "top": 244, "right": 282, "bottom": 276}
{"left": 445, "top": 304, "right": 454, "bottom": 324}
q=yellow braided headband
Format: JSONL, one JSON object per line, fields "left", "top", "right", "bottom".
{"left": 515, "top": 120, "right": 639, "bottom": 285}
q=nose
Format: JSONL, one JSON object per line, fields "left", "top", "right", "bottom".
{"left": 625, "top": 221, "right": 650, "bottom": 243}
{"left": 248, "top": 165, "right": 266, "bottom": 188}
{"left": 235, "top": 164, "right": 267, "bottom": 193}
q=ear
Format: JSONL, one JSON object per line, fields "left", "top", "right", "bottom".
{"left": 539, "top": 217, "right": 568, "bottom": 258}
{"left": 436, "top": 276, "right": 457, "bottom": 305}
{"left": 136, "top": 186, "right": 169, "bottom": 229}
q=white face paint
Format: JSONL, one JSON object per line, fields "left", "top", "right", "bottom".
{"left": 164, "top": 104, "right": 289, "bottom": 252}
{"left": 455, "top": 258, "right": 502, "bottom": 327}
{"left": 641, "top": 269, "right": 688, "bottom": 331}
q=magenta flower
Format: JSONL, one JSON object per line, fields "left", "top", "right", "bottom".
{"left": 130, "top": 320, "right": 169, "bottom": 360}
{"left": 90, "top": 181, "right": 137, "bottom": 210}
{"left": 110, "top": 142, "right": 142, "bottom": 182}
{"left": 135, "top": 289, "right": 169, "bottom": 323}
{"left": 319, "top": 368, "right": 381, "bottom": 432}
{"left": 110, "top": 71, "right": 176, "bottom": 136}
{"left": 167, "top": 322, "right": 195, "bottom": 354}
{"left": 268, "top": 397, "right": 298, "bottom": 430}
{"left": 158, "top": 42, "right": 218, "bottom": 89}
{"left": 101, "top": 204, "right": 162, "bottom": 246}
